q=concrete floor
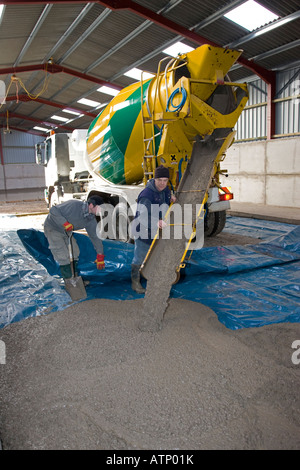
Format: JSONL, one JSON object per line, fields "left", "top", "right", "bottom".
{"left": 229, "top": 201, "right": 300, "bottom": 225}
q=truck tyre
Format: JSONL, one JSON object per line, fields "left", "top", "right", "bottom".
{"left": 112, "top": 203, "right": 133, "bottom": 243}
{"left": 204, "top": 211, "right": 216, "bottom": 237}
{"left": 212, "top": 210, "right": 227, "bottom": 236}
{"left": 204, "top": 210, "right": 226, "bottom": 237}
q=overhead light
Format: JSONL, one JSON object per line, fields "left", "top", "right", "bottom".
{"left": 0, "top": 5, "right": 5, "bottom": 24}
{"left": 162, "top": 41, "right": 194, "bottom": 57}
{"left": 0, "top": 80, "right": 5, "bottom": 105}
{"left": 224, "top": 0, "right": 279, "bottom": 31}
{"left": 51, "top": 115, "right": 69, "bottom": 122}
{"left": 77, "top": 98, "right": 101, "bottom": 107}
{"left": 63, "top": 108, "right": 81, "bottom": 116}
{"left": 33, "top": 126, "right": 49, "bottom": 132}
{"left": 97, "top": 86, "right": 119, "bottom": 96}
{"left": 124, "top": 68, "right": 154, "bottom": 81}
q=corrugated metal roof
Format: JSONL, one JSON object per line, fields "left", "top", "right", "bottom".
{"left": 0, "top": 0, "right": 299, "bottom": 135}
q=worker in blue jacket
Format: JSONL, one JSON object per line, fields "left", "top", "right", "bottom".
{"left": 131, "top": 165, "right": 176, "bottom": 293}
{"left": 44, "top": 196, "right": 105, "bottom": 280}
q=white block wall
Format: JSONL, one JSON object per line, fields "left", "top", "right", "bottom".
{"left": 221, "top": 137, "right": 300, "bottom": 208}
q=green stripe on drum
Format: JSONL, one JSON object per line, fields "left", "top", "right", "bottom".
{"left": 99, "top": 80, "right": 152, "bottom": 184}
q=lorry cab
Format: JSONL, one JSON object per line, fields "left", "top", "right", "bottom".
{"left": 35, "top": 130, "right": 90, "bottom": 207}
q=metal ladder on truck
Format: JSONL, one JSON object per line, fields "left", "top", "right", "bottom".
{"left": 140, "top": 57, "right": 181, "bottom": 185}
{"left": 140, "top": 71, "right": 157, "bottom": 185}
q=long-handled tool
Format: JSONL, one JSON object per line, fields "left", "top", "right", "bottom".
{"left": 64, "top": 232, "right": 87, "bottom": 301}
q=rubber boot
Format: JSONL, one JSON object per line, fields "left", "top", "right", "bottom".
{"left": 131, "top": 264, "right": 146, "bottom": 294}
{"left": 60, "top": 264, "right": 72, "bottom": 279}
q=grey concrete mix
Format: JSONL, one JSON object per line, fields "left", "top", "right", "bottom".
{"left": 0, "top": 201, "right": 299, "bottom": 450}
{"left": 0, "top": 299, "right": 299, "bottom": 450}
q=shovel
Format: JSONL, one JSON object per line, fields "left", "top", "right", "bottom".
{"left": 64, "top": 232, "right": 87, "bottom": 301}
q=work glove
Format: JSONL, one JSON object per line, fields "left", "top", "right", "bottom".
{"left": 63, "top": 221, "right": 73, "bottom": 232}
{"left": 96, "top": 254, "right": 105, "bottom": 270}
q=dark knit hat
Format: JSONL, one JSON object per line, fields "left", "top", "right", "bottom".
{"left": 87, "top": 195, "right": 104, "bottom": 206}
{"left": 154, "top": 165, "right": 169, "bottom": 179}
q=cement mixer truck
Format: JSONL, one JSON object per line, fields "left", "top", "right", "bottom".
{"left": 36, "top": 44, "right": 248, "bottom": 247}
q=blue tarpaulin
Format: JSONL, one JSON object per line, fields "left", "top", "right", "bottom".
{"left": 0, "top": 216, "right": 299, "bottom": 330}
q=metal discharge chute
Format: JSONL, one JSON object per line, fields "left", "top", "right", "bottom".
{"left": 86, "top": 44, "right": 249, "bottom": 330}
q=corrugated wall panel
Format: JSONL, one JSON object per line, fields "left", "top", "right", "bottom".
{"left": 1, "top": 130, "right": 41, "bottom": 164}
{"left": 275, "top": 67, "right": 300, "bottom": 136}
{"left": 3, "top": 147, "right": 36, "bottom": 164}
{"left": 234, "top": 67, "right": 300, "bottom": 140}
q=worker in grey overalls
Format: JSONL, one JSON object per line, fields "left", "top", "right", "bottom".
{"left": 44, "top": 196, "right": 105, "bottom": 279}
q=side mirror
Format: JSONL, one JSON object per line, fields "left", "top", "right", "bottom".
{"left": 35, "top": 143, "right": 45, "bottom": 166}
